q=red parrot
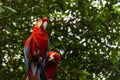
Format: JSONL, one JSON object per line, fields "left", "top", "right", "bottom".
{"left": 24, "top": 18, "right": 49, "bottom": 80}
{"left": 45, "top": 51, "right": 60, "bottom": 80}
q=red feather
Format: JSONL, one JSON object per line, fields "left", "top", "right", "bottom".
{"left": 45, "top": 51, "right": 60, "bottom": 79}
{"left": 24, "top": 18, "right": 49, "bottom": 80}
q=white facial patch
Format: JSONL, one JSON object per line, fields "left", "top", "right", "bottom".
{"left": 42, "top": 21, "right": 48, "bottom": 30}
{"left": 38, "top": 20, "right": 42, "bottom": 27}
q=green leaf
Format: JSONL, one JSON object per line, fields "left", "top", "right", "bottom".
{"left": 3, "top": 6, "right": 17, "bottom": 13}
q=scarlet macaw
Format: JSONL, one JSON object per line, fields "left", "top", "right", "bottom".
{"left": 45, "top": 51, "right": 60, "bottom": 80}
{"left": 24, "top": 18, "right": 49, "bottom": 80}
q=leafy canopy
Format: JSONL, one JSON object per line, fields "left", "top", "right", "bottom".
{"left": 0, "top": 0, "right": 120, "bottom": 80}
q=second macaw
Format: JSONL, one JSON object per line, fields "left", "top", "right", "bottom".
{"left": 24, "top": 18, "right": 49, "bottom": 80}
{"left": 45, "top": 51, "right": 60, "bottom": 80}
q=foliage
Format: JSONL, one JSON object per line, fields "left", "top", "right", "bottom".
{"left": 0, "top": 0, "right": 120, "bottom": 80}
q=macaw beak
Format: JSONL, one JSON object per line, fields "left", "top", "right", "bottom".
{"left": 48, "top": 56, "right": 56, "bottom": 62}
{"left": 48, "top": 56, "right": 54, "bottom": 61}
{"left": 42, "top": 21, "right": 48, "bottom": 30}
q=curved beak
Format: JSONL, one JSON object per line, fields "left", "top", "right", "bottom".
{"left": 43, "top": 21, "right": 48, "bottom": 30}
{"left": 48, "top": 56, "right": 54, "bottom": 61}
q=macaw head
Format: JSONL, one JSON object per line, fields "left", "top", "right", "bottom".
{"left": 34, "top": 18, "right": 48, "bottom": 30}
{"left": 48, "top": 51, "right": 60, "bottom": 63}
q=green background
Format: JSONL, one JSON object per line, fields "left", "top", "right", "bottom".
{"left": 0, "top": 0, "right": 120, "bottom": 80}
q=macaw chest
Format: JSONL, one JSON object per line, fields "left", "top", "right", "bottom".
{"left": 33, "top": 33, "right": 48, "bottom": 57}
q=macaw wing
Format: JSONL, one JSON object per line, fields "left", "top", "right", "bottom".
{"left": 24, "top": 37, "right": 33, "bottom": 73}
{"left": 24, "top": 37, "right": 39, "bottom": 79}
{"left": 24, "top": 37, "right": 49, "bottom": 80}
{"left": 24, "top": 45, "right": 29, "bottom": 73}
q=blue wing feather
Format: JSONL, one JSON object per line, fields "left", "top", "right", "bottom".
{"left": 24, "top": 46, "right": 29, "bottom": 73}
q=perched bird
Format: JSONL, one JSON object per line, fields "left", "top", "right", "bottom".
{"left": 24, "top": 18, "right": 49, "bottom": 80}
{"left": 45, "top": 51, "right": 60, "bottom": 80}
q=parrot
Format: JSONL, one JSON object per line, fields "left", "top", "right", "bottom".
{"left": 45, "top": 51, "right": 60, "bottom": 80}
{"left": 24, "top": 18, "right": 49, "bottom": 80}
